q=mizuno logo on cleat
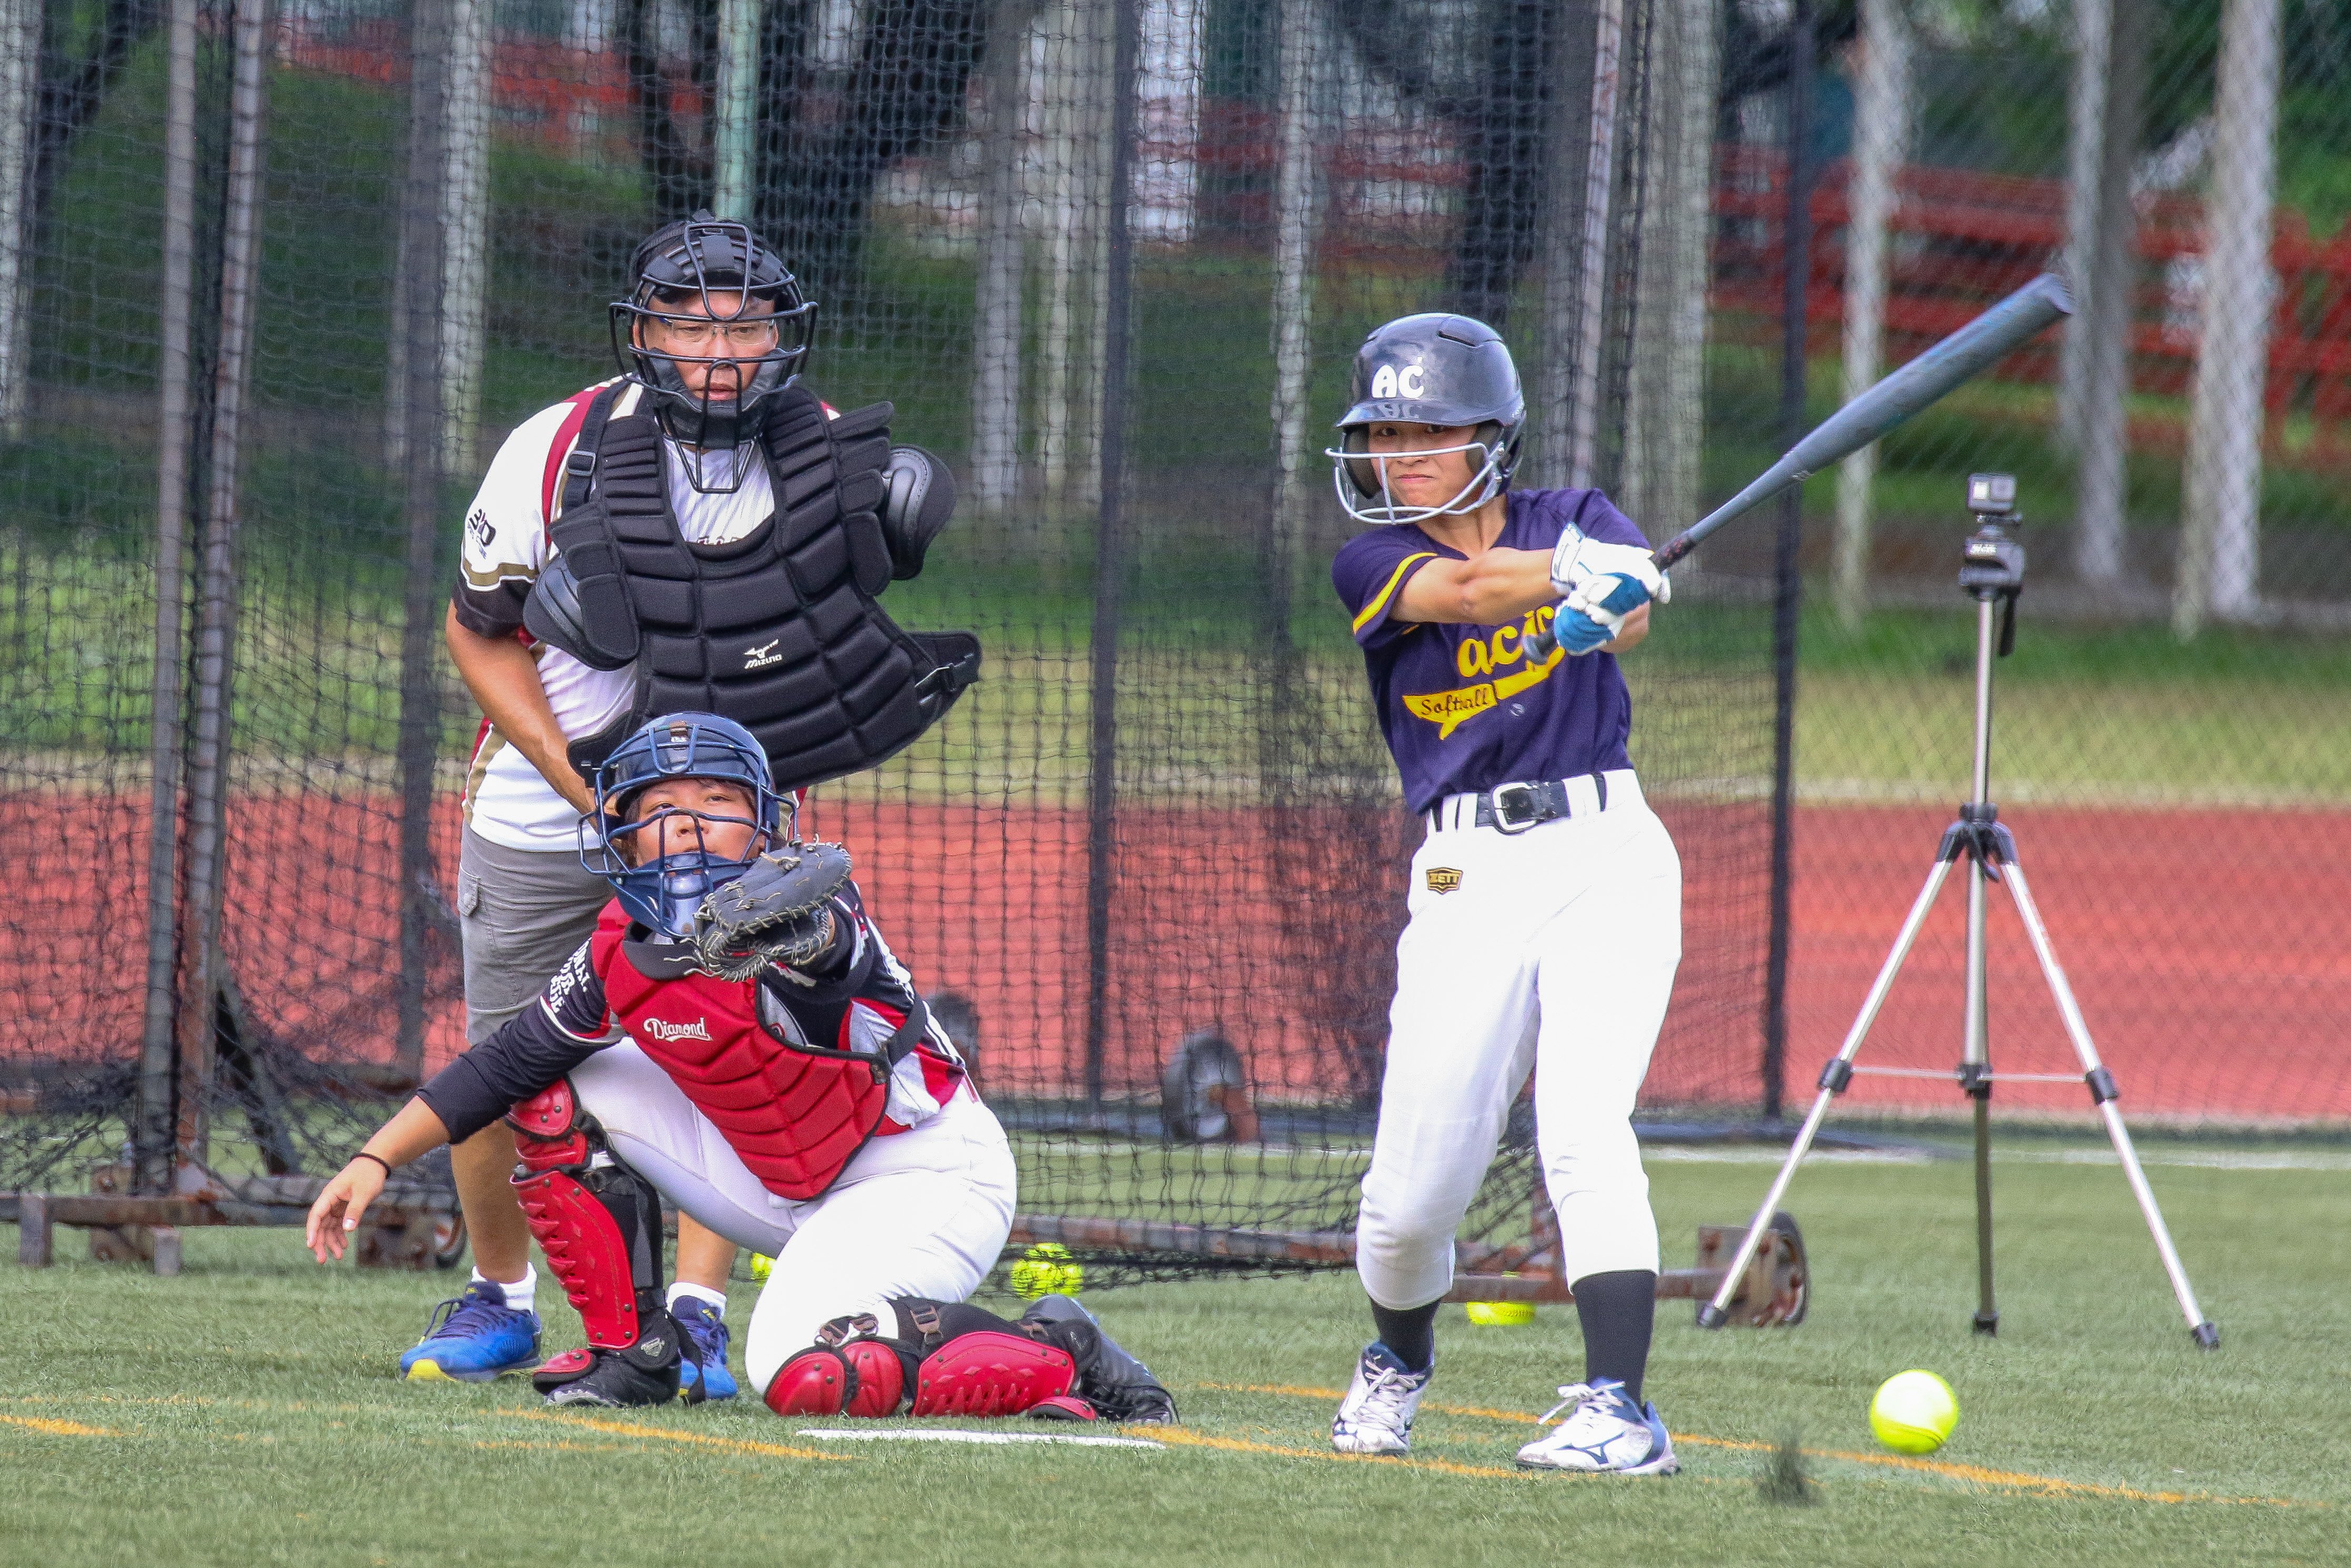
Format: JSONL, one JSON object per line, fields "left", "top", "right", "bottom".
{"left": 641, "top": 1017, "right": 713, "bottom": 1042}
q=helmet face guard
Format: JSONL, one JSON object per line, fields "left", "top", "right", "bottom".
{"left": 611, "top": 213, "right": 816, "bottom": 495}
{"left": 1327, "top": 312, "right": 1525, "bottom": 527}
{"left": 580, "top": 713, "right": 788, "bottom": 939}
{"left": 1328, "top": 428, "right": 1512, "bottom": 526}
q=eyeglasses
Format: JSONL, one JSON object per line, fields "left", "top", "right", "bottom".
{"left": 652, "top": 318, "right": 783, "bottom": 350}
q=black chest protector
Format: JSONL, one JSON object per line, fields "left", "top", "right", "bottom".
{"left": 528, "top": 382, "right": 980, "bottom": 791}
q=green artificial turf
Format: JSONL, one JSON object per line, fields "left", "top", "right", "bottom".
{"left": 3, "top": 1145, "right": 2344, "bottom": 1567}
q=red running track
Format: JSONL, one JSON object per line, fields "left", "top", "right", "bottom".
{"left": 1784, "top": 802, "right": 2351, "bottom": 1124}
{"left": 8, "top": 792, "right": 2345, "bottom": 1126}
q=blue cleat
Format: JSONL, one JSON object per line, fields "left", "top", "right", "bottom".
{"left": 399, "top": 1280, "right": 543, "bottom": 1383}
{"left": 673, "top": 1296, "right": 738, "bottom": 1403}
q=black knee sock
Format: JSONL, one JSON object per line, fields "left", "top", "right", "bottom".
{"left": 1369, "top": 1300, "right": 1439, "bottom": 1374}
{"left": 1573, "top": 1269, "right": 1656, "bottom": 1403}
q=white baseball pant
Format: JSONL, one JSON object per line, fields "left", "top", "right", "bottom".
{"left": 568, "top": 1043, "right": 1017, "bottom": 1396}
{"left": 1356, "top": 770, "right": 1681, "bottom": 1309}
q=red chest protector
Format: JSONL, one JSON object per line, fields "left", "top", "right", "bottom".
{"left": 590, "top": 903, "right": 899, "bottom": 1201}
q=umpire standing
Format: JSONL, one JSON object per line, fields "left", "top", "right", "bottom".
{"left": 413, "top": 213, "right": 968, "bottom": 1399}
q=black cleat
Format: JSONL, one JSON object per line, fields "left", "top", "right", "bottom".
{"left": 532, "top": 1312, "right": 683, "bottom": 1408}
{"left": 1021, "top": 1295, "right": 1178, "bottom": 1424}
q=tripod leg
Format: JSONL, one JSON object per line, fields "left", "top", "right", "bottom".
{"left": 1699, "top": 856, "right": 1959, "bottom": 1328}
{"left": 1998, "top": 863, "right": 2219, "bottom": 1348}
{"left": 1963, "top": 856, "right": 1999, "bottom": 1335}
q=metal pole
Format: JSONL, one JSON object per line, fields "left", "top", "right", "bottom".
{"left": 2059, "top": 0, "right": 2113, "bottom": 458}
{"left": 176, "top": 0, "right": 273, "bottom": 1173}
{"left": 0, "top": 0, "right": 40, "bottom": 439}
{"left": 438, "top": 0, "right": 490, "bottom": 476}
{"left": 1082, "top": 0, "right": 1137, "bottom": 1111}
{"left": 1565, "top": 0, "right": 1624, "bottom": 488}
{"left": 138, "top": 0, "right": 202, "bottom": 1195}
{"left": 394, "top": 0, "right": 451, "bottom": 1086}
{"left": 1962, "top": 590, "right": 1998, "bottom": 1333}
{"left": 712, "top": 0, "right": 761, "bottom": 217}
{"left": 2071, "top": 0, "right": 2147, "bottom": 587}
{"left": 1619, "top": 0, "right": 1716, "bottom": 537}
{"left": 2176, "top": 0, "right": 2281, "bottom": 633}
{"left": 1265, "top": 0, "right": 1319, "bottom": 609}
{"left": 1760, "top": 0, "right": 1813, "bottom": 1123}
{"left": 1832, "top": 0, "right": 1909, "bottom": 628}
{"left": 971, "top": 0, "right": 1036, "bottom": 516}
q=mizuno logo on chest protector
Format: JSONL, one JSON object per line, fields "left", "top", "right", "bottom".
{"left": 744, "top": 639, "right": 783, "bottom": 669}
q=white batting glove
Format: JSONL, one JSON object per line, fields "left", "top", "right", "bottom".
{"left": 1546, "top": 525, "right": 1668, "bottom": 655}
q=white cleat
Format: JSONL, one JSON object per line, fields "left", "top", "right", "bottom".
{"left": 1331, "top": 1343, "right": 1431, "bottom": 1456}
{"left": 1515, "top": 1380, "right": 1679, "bottom": 1475}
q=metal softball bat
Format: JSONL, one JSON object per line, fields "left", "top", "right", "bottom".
{"left": 1527, "top": 272, "right": 2073, "bottom": 659}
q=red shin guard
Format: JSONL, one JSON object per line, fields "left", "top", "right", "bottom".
{"left": 508, "top": 1079, "right": 661, "bottom": 1352}
{"left": 908, "top": 1331, "right": 1076, "bottom": 1418}
{"left": 512, "top": 1168, "right": 640, "bottom": 1349}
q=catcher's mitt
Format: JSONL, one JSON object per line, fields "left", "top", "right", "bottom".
{"left": 692, "top": 842, "right": 853, "bottom": 981}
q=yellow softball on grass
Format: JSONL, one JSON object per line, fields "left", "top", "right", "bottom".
{"left": 1464, "top": 1300, "right": 1535, "bottom": 1326}
{"left": 1010, "top": 1242, "right": 1085, "bottom": 1300}
{"left": 1870, "top": 1369, "right": 1959, "bottom": 1454}
{"left": 750, "top": 1253, "right": 773, "bottom": 1284}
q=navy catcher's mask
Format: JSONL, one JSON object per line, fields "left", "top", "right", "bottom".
{"left": 610, "top": 212, "right": 816, "bottom": 493}
{"left": 1327, "top": 313, "right": 1525, "bottom": 525}
{"left": 581, "top": 712, "right": 788, "bottom": 939}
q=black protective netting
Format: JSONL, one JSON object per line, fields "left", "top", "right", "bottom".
{"left": 7, "top": 0, "right": 2343, "bottom": 1284}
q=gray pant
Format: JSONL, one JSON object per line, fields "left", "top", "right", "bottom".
{"left": 458, "top": 826, "right": 612, "bottom": 1045}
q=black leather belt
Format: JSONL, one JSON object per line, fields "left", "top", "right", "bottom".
{"left": 1472, "top": 773, "right": 1609, "bottom": 834}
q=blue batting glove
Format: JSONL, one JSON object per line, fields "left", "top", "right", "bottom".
{"left": 1548, "top": 601, "right": 1624, "bottom": 655}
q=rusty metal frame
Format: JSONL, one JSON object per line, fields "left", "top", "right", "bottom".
{"left": 1004, "top": 1210, "right": 1809, "bottom": 1326}
{"left": 5, "top": 1177, "right": 458, "bottom": 1276}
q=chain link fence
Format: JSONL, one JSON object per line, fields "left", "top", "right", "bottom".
{"left": 1, "top": 0, "right": 2342, "bottom": 1273}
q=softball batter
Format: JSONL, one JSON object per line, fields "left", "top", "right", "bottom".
{"left": 1325, "top": 314, "right": 1679, "bottom": 1474}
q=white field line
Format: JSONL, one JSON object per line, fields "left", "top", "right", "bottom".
{"left": 1995, "top": 1146, "right": 2351, "bottom": 1171}
{"left": 1642, "top": 1145, "right": 2351, "bottom": 1171}
{"left": 796, "top": 1428, "right": 1165, "bottom": 1449}
{"left": 1642, "top": 1145, "right": 1940, "bottom": 1164}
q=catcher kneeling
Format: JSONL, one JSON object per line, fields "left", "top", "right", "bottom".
{"left": 306, "top": 712, "right": 1173, "bottom": 1424}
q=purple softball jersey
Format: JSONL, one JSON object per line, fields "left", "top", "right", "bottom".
{"left": 1330, "top": 487, "right": 1650, "bottom": 816}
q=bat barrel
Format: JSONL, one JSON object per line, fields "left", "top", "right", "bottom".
{"left": 1656, "top": 272, "right": 2074, "bottom": 567}
{"left": 1527, "top": 273, "right": 2071, "bottom": 657}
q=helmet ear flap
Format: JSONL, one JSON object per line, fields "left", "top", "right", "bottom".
{"left": 1342, "top": 428, "right": 1381, "bottom": 498}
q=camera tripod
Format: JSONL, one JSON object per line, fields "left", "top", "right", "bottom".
{"left": 1698, "top": 475, "right": 2217, "bottom": 1348}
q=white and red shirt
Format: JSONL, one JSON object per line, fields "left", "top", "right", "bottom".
{"left": 450, "top": 381, "right": 781, "bottom": 851}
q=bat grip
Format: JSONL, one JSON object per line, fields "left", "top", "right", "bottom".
{"left": 1525, "top": 539, "right": 1676, "bottom": 660}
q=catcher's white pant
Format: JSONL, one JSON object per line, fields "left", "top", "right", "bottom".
{"left": 1356, "top": 772, "right": 1681, "bottom": 1309}
{"left": 568, "top": 1043, "right": 1017, "bottom": 1396}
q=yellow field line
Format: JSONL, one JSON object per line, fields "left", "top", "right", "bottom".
{"left": 517, "top": 1409, "right": 854, "bottom": 1463}
{"left": 1192, "top": 1382, "right": 2314, "bottom": 1508}
{"left": 0, "top": 1413, "right": 117, "bottom": 1437}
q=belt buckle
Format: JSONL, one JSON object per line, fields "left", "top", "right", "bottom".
{"left": 1490, "top": 781, "right": 1542, "bottom": 835}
